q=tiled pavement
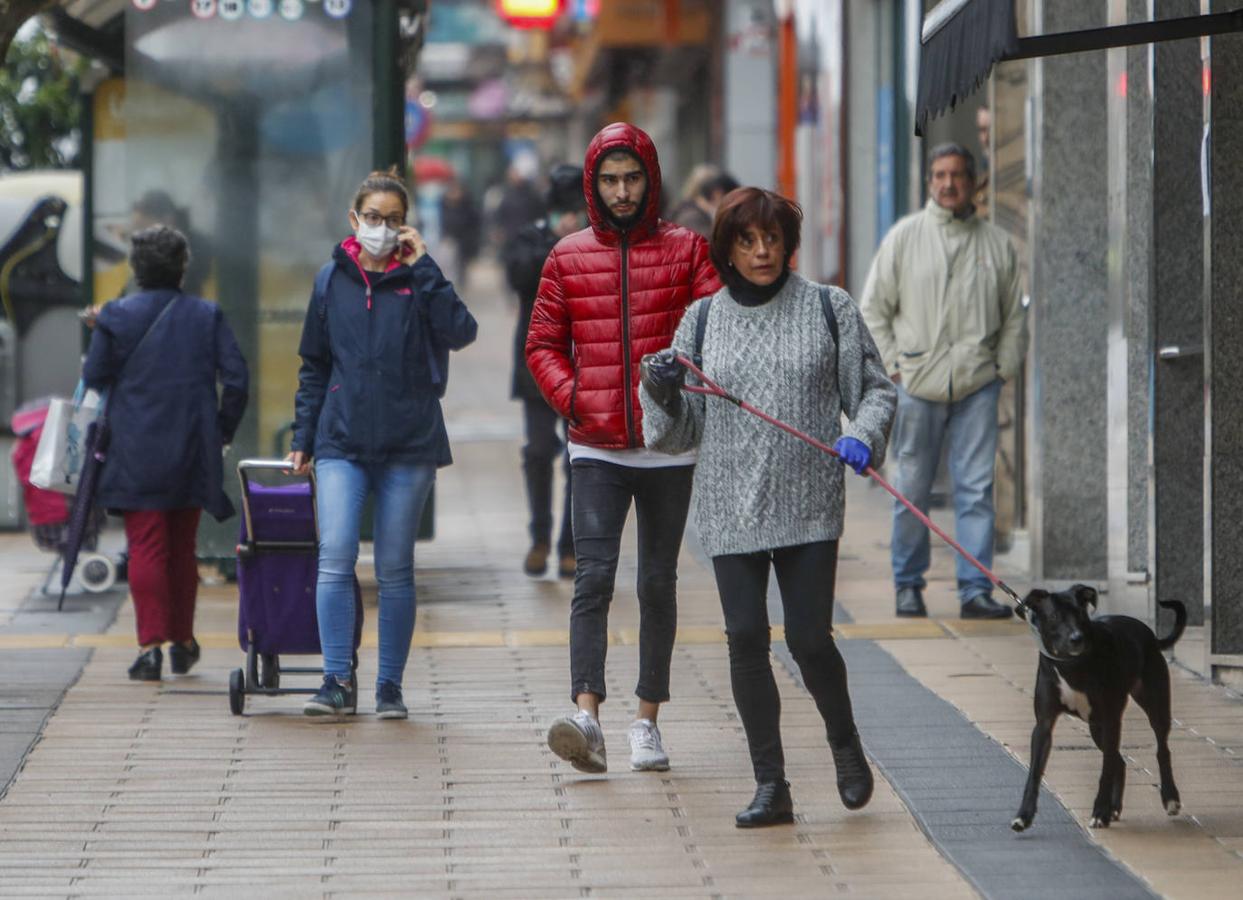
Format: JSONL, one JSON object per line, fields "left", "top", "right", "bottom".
{"left": 2, "top": 262, "right": 1243, "bottom": 897}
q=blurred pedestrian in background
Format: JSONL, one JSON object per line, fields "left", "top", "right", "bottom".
{"left": 640, "top": 187, "right": 895, "bottom": 828}
{"left": 289, "top": 170, "right": 477, "bottom": 719}
{"left": 670, "top": 168, "right": 740, "bottom": 239}
{"left": 440, "top": 176, "right": 482, "bottom": 288}
{"left": 860, "top": 144, "right": 1027, "bottom": 621}
{"left": 527, "top": 123, "right": 719, "bottom": 776}
{"left": 493, "top": 154, "right": 546, "bottom": 248}
{"left": 82, "top": 225, "right": 249, "bottom": 682}
{"left": 503, "top": 164, "right": 586, "bottom": 580}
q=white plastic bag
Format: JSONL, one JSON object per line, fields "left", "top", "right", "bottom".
{"left": 29, "top": 384, "right": 104, "bottom": 495}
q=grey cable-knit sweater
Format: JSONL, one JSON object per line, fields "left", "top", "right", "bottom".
{"left": 640, "top": 272, "right": 897, "bottom": 557}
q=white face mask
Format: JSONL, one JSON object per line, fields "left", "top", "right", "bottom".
{"left": 352, "top": 213, "right": 399, "bottom": 259}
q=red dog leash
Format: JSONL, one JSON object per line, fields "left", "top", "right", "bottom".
{"left": 674, "top": 354, "right": 1024, "bottom": 608}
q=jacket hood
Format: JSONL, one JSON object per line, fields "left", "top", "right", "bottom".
{"left": 583, "top": 122, "right": 663, "bottom": 242}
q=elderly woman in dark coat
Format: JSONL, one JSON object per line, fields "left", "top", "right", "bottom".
{"left": 82, "top": 225, "right": 249, "bottom": 681}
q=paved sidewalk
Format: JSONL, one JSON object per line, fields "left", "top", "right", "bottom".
{"left": 1, "top": 260, "right": 1242, "bottom": 897}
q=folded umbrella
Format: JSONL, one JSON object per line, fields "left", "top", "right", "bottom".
{"left": 57, "top": 416, "right": 109, "bottom": 611}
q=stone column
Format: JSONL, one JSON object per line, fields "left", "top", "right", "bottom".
{"left": 1151, "top": 1, "right": 1205, "bottom": 628}
{"left": 1205, "top": 0, "right": 1243, "bottom": 680}
{"left": 1027, "top": 0, "right": 1109, "bottom": 583}
{"left": 1104, "top": 0, "right": 1155, "bottom": 617}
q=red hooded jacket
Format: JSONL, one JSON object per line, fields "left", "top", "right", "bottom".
{"left": 525, "top": 123, "right": 720, "bottom": 449}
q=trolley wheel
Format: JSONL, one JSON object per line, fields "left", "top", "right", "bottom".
{"left": 260, "top": 653, "right": 280, "bottom": 690}
{"left": 79, "top": 553, "right": 117, "bottom": 593}
{"left": 228, "top": 668, "right": 245, "bottom": 715}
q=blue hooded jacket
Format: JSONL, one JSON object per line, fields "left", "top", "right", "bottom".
{"left": 292, "top": 240, "right": 477, "bottom": 465}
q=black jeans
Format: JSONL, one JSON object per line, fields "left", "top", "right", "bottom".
{"left": 521, "top": 399, "right": 574, "bottom": 556}
{"left": 713, "top": 540, "right": 857, "bottom": 784}
{"left": 568, "top": 459, "right": 694, "bottom": 704}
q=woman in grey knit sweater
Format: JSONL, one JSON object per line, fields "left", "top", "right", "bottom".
{"left": 640, "top": 188, "right": 896, "bottom": 828}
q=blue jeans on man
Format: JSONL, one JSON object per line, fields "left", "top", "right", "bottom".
{"left": 890, "top": 379, "right": 1010, "bottom": 618}
{"left": 314, "top": 458, "right": 436, "bottom": 687}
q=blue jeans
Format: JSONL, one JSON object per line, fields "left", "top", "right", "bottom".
{"left": 890, "top": 379, "right": 1001, "bottom": 604}
{"left": 315, "top": 458, "right": 435, "bottom": 687}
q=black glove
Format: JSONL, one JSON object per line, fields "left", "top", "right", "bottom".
{"left": 640, "top": 349, "right": 686, "bottom": 415}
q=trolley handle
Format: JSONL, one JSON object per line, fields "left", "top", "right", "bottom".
{"left": 236, "top": 458, "right": 319, "bottom": 547}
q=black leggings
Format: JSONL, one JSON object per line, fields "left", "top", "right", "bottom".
{"left": 712, "top": 540, "right": 857, "bottom": 784}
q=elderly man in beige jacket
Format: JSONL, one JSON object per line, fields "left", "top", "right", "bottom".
{"left": 860, "top": 143, "right": 1028, "bottom": 620}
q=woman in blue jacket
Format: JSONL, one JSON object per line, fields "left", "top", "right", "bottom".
{"left": 289, "top": 169, "right": 478, "bottom": 719}
{"left": 83, "top": 225, "right": 249, "bottom": 682}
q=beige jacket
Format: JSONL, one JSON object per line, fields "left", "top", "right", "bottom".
{"left": 860, "top": 200, "right": 1027, "bottom": 403}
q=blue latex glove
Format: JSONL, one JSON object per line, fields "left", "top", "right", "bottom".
{"left": 833, "top": 436, "right": 871, "bottom": 475}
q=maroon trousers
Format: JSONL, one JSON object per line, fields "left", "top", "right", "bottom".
{"left": 122, "top": 508, "right": 202, "bottom": 646}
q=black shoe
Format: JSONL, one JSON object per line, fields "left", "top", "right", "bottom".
{"left": 896, "top": 586, "right": 927, "bottom": 618}
{"left": 830, "top": 731, "right": 874, "bottom": 811}
{"left": 168, "top": 639, "right": 201, "bottom": 675}
{"left": 128, "top": 647, "right": 162, "bottom": 682}
{"left": 303, "top": 675, "right": 358, "bottom": 716}
{"left": 735, "top": 780, "right": 794, "bottom": 828}
{"left": 960, "top": 594, "right": 1014, "bottom": 620}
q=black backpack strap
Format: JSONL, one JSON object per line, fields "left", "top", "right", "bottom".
{"left": 818, "top": 284, "right": 839, "bottom": 347}
{"left": 692, "top": 297, "right": 713, "bottom": 368}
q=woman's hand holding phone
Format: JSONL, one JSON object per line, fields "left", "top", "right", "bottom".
{"left": 397, "top": 226, "right": 426, "bottom": 264}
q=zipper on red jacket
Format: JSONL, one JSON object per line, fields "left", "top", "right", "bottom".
{"left": 620, "top": 235, "right": 636, "bottom": 447}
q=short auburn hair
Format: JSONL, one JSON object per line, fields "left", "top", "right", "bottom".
{"left": 709, "top": 187, "right": 802, "bottom": 276}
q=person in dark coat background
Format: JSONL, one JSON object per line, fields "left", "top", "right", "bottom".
{"left": 82, "top": 225, "right": 249, "bottom": 682}
{"left": 502, "top": 164, "right": 585, "bottom": 579}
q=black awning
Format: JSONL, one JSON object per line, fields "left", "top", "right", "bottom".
{"left": 916, "top": 0, "right": 1017, "bottom": 137}
{"left": 916, "top": 1, "right": 1243, "bottom": 136}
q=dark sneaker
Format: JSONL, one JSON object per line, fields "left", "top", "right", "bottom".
{"left": 523, "top": 543, "right": 550, "bottom": 576}
{"left": 303, "top": 675, "right": 357, "bottom": 717}
{"left": 896, "top": 586, "right": 927, "bottom": 618}
{"left": 127, "top": 646, "right": 162, "bottom": 682}
{"left": 168, "top": 639, "right": 201, "bottom": 675}
{"left": 547, "top": 710, "right": 607, "bottom": 773}
{"left": 375, "top": 681, "right": 408, "bottom": 720}
{"left": 960, "top": 594, "right": 1014, "bottom": 620}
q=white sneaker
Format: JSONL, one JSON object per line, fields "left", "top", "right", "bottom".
{"left": 547, "top": 710, "right": 607, "bottom": 773}
{"left": 628, "top": 718, "right": 670, "bottom": 771}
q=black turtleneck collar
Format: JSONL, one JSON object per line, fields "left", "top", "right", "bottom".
{"left": 724, "top": 266, "right": 791, "bottom": 307}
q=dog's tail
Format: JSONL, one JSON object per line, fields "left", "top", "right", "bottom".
{"left": 1156, "top": 600, "right": 1188, "bottom": 650}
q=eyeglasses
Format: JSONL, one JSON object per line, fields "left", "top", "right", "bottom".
{"left": 359, "top": 211, "right": 406, "bottom": 229}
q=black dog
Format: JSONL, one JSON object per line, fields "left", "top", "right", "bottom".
{"left": 1011, "top": 584, "right": 1186, "bottom": 832}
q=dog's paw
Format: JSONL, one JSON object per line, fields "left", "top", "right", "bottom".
{"left": 1165, "top": 799, "right": 1181, "bottom": 816}
{"left": 1089, "top": 815, "right": 1111, "bottom": 829}
{"left": 1010, "top": 816, "right": 1029, "bottom": 832}
{"left": 1112, "top": 809, "right": 1122, "bottom": 822}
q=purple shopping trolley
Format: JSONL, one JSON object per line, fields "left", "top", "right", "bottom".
{"left": 229, "top": 459, "right": 361, "bottom": 715}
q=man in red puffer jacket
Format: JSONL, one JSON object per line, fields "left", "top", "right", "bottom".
{"left": 527, "top": 123, "right": 720, "bottom": 776}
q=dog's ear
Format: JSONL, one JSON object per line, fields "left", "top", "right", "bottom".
{"left": 1070, "top": 584, "right": 1098, "bottom": 610}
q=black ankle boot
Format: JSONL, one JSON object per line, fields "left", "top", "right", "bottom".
{"left": 735, "top": 780, "right": 794, "bottom": 828}
{"left": 128, "top": 646, "right": 162, "bottom": 682}
{"left": 830, "top": 731, "right": 874, "bottom": 810}
{"left": 169, "top": 639, "right": 201, "bottom": 675}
